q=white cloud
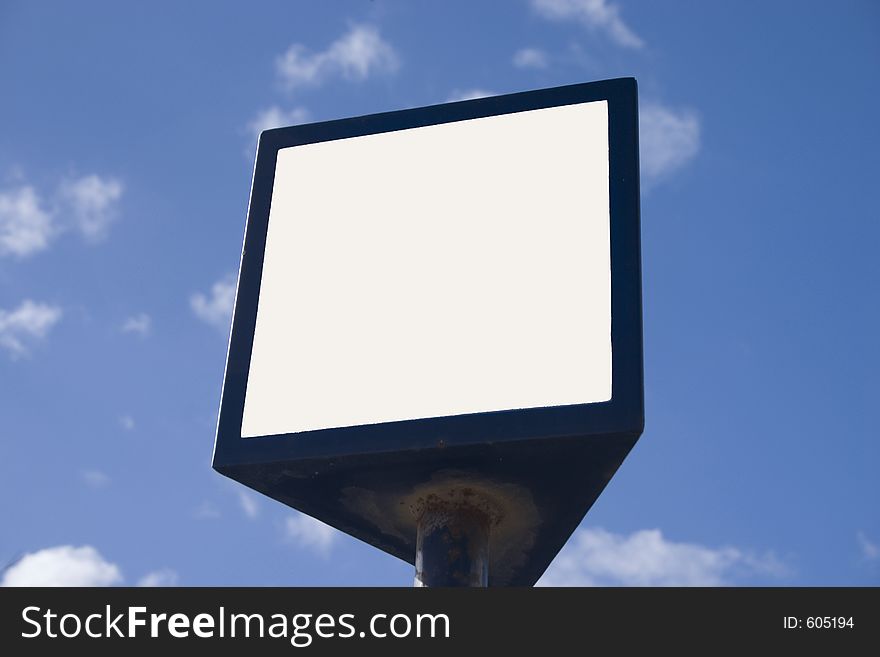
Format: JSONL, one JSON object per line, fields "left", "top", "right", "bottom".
{"left": 247, "top": 106, "right": 310, "bottom": 145}
{"left": 532, "top": 0, "right": 644, "bottom": 49}
{"left": 640, "top": 103, "right": 701, "bottom": 185}
{"left": 190, "top": 275, "right": 236, "bottom": 332}
{"left": 513, "top": 47, "right": 549, "bottom": 69}
{"left": 538, "top": 527, "right": 787, "bottom": 586}
{"left": 0, "top": 299, "right": 62, "bottom": 358}
{"left": 0, "top": 185, "right": 54, "bottom": 257}
{"left": 1, "top": 173, "right": 124, "bottom": 256}
{"left": 1, "top": 545, "right": 122, "bottom": 587}
{"left": 277, "top": 24, "right": 399, "bottom": 89}
{"left": 119, "top": 415, "right": 135, "bottom": 431}
{"left": 59, "top": 174, "right": 124, "bottom": 241}
{"left": 80, "top": 469, "right": 111, "bottom": 488}
{"left": 237, "top": 490, "right": 260, "bottom": 519}
{"left": 137, "top": 568, "right": 179, "bottom": 587}
{"left": 121, "top": 312, "right": 151, "bottom": 337}
{"left": 857, "top": 531, "right": 879, "bottom": 561}
{"left": 283, "top": 513, "right": 337, "bottom": 557}
{"left": 446, "top": 89, "right": 495, "bottom": 102}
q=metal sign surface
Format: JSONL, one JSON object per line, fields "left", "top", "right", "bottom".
{"left": 213, "top": 78, "right": 643, "bottom": 585}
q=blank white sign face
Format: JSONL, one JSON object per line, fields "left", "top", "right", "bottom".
{"left": 241, "top": 100, "right": 611, "bottom": 438}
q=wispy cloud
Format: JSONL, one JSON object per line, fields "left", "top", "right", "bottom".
{"left": 513, "top": 47, "right": 549, "bottom": 69}
{"left": 121, "top": 313, "right": 151, "bottom": 337}
{"left": 538, "top": 527, "right": 787, "bottom": 586}
{"left": 0, "top": 185, "right": 54, "bottom": 257}
{"left": 283, "top": 513, "right": 338, "bottom": 557}
{"left": 119, "top": 415, "right": 135, "bottom": 431}
{"left": 137, "top": 568, "right": 179, "bottom": 587}
{"left": 0, "top": 300, "right": 62, "bottom": 359}
{"left": 277, "top": 24, "right": 399, "bottom": 90}
{"left": 640, "top": 102, "right": 701, "bottom": 186}
{"left": 1, "top": 546, "right": 122, "bottom": 587}
{"left": 857, "top": 531, "right": 879, "bottom": 561}
{"left": 531, "top": 0, "right": 644, "bottom": 49}
{"left": 1, "top": 173, "right": 124, "bottom": 257}
{"left": 190, "top": 275, "right": 236, "bottom": 332}
{"left": 446, "top": 89, "right": 495, "bottom": 102}
{"left": 247, "top": 106, "right": 310, "bottom": 146}
{"left": 237, "top": 490, "right": 260, "bottom": 519}
{"left": 59, "top": 174, "right": 124, "bottom": 241}
{"left": 80, "top": 470, "right": 111, "bottom": 489}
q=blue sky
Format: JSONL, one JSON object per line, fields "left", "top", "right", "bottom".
{"left": 1, "top": 0, "right": 878, "bottom": 587}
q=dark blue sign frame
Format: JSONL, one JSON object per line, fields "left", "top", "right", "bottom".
{"left": 213, "top": 77, "right": 643, "bottom": 586}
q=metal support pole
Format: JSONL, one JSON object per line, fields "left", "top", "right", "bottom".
{"left": 414, "top": 503, "right": 490, "bottom": 587}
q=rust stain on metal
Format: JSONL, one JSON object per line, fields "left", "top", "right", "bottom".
{"left": 342, "top": 470, "right": 541, "bottom": 585}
